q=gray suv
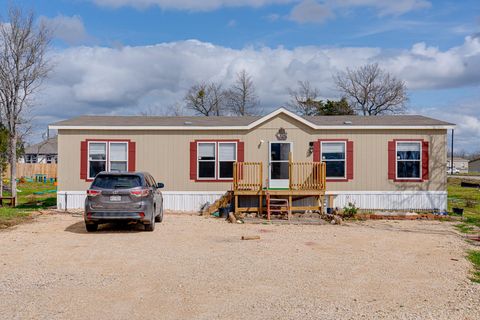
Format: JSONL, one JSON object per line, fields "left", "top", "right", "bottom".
{"left": 84, "top": 172, "right": 164, "bottom": 232}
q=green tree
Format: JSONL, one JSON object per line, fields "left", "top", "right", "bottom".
{"left": 316, "top": 98, "right": 355, "bottom": 115}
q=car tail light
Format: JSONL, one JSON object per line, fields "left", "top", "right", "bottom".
{"left": 130, "top": 189, "right": 150, "bottom": 197}
{"left": 87, "top": 189, "right": 101, "bottom": 197}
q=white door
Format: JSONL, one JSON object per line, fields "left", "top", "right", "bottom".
{"left": 269, "top": 142, "right": 292, "bottom": 188}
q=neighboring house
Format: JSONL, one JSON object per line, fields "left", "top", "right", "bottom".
{"left": 446, "top": 157, "right": 469, "bottom": 174}
{"left": 49, "top": 108, "right": 454, "bottom": 211}
{"left": 470, "top": 158, "right": 480, "bottom": 174}
{"left": 19, "top": 136, "right": 58, "bottom": 164}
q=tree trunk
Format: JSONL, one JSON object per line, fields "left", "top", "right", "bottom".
{"left": 0, "top": 169, "right": 3, "bottom": 198}
{"left": 9, "top": 131, "right": 17, "bottom": 205}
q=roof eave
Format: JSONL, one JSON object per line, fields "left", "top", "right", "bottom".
{"left": 49, "top": 124, "right": 456, "bottom": 130}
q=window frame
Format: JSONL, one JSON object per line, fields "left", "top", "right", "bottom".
{"left": 108, "top": 141, "right": 129, "bottom": 173}
{"left": 197, "top": 142, "right": 217, "bottom": 180}
{"left": 87, "top": 141, "right": 129, "bottom": 179}
{"left": 395, "top": 141, "right": 422, "bottom": 181}
{"left": 195, "top": 140, "right": 239, "bottom": 181}
{"left": 321, "top": 141, "right": 347, "bottom": 180}
{"left": 25, "top": 154, "right": 38, "bottom": 164}
{"left": 217, "top": 141, "right": 238, "bottom": 181}
{"left": 87, "top": 141, "right": 107, "bottom": 180}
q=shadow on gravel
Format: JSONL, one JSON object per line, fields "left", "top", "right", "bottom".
{"left": 65, "top": 221, "right": 146, "bottom": 234}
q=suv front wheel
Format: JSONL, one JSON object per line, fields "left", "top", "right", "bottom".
{"left": 85, "top": 223, "right": 98, "bottom": 232}
{"left": 144, "top": 210, "right": 155, "bottom": 232}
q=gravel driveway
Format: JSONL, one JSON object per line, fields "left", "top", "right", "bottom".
{"left": 0, "top": 213, "right": 479, "bottom": 320}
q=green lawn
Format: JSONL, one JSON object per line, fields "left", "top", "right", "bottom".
{"left": 448, "top": 178, "right": 480, "bottom": 231}
{"left": 0, "top": 181, "right": 57, "bottom": 229}
{"left": 448, "top": 177, "right": 480, "bottom": 283}
{"left": 467, "top": 250, "right": 480, "bottom": 283}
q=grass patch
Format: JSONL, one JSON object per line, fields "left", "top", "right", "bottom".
{"left": 448, "top": 178, "right": 480, "bottom": 233}
{"left": 0, "top": 181, "right": 56, "bottom": 229}
{"left": 467, "top": 250, "right": 480, "bottom": 283}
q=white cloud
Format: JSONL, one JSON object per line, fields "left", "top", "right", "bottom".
{"left": 329, "top": 0, "right": 431, "bottom": 16}
{"left": 91, "top": 0, "right": 295, "bottom": 10}
{"left": 92, "top": 0, "right": 430, "bottom": 17}
{"left": 289, "top": 0, "right": 333, "bottom": 24}
{"left": 39, "top": 15, "right": 91, "bottom": 45}
{"left": 34, "top": 37, "right": 480, "bottom": 147}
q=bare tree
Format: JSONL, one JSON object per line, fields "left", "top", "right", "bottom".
{"left": 0, "top": 6, "right": 51, "bottom": 202}
{"left": 334, "top": 63, "right": 407, "bottom": 116}
{"left": 287, "top": 80, "right": 322, "bottom": 116}
{"left": 139, "top": 102, "right": 185, "bottom": 116}
{"left": 225, "top": 70, "right": 260, "bottom": 116}
{"left": 184, "top": 82, "right": 224, "bottom": 116}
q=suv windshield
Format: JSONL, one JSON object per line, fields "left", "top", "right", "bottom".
{"left": 92, "top": 175, "right": 142, "bottom": 189}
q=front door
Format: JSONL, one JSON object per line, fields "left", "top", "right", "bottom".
{"left": 269, "top": 142, "right": 292, "bottom": 188}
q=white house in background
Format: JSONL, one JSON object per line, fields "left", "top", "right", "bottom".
{"left": 19, "top": 136, "right": 58, "bottom": 164}
{"left": 470, "top": 158, "right": 480, "bottom": 174}
{"left": 446, "top": 157, "right": 469, "bottom": 174}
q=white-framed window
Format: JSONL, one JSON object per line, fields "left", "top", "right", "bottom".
{"left": 109, "top": 142, "right": 128, "bottom": 172}
{"left": 46, "top": 154, "right": 57, "bottom": 164}
{"left": 88, "top": 141, "right": 129, "bottom": 179}
{"left": 396, "top": 141, "right": 421, "bottom": 179}
{"left": 25, "top": 154, "right": 38, "bottom": 164}
{"left": 197, "top": 141, "right": 238, "bottom": 180}
{"left": 321, "top": 141, "right": 346, "bottom": 179}
{"left": 88, "top": 142, "right": 107, "bottom": 179}
{"left": 197, "top": 142, "right": 216, "bottom": 179}
{"left": 218, "top": 142, "right": 237, "bottom": 180}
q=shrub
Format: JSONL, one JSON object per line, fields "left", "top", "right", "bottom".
{"left": 342, "top": 202, "right": 358, "bottom": 218}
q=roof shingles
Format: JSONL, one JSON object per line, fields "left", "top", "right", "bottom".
{"left": 50, "top": 111, "right": 454, "bottom": 128}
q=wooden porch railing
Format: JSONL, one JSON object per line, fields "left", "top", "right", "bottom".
{"left": 233, "top": 162, "right": 263, "bottom": 191}
{"left": 233, "top": 161, "right": 326, "bottom": 192}
{"left": 289, "top": 161, "right": 326, "bottom": 191}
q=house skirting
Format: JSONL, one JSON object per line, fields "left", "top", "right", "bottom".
{"left": 57, "top": 190, "right": 447, "bottom": 212}
{"left": 326, "top": 191, "right": 447, "bottom": 211}
{"left": 56, "top": 191, "right": 225, "bottom": 212}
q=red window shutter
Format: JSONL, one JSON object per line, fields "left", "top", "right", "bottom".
{"left": 313, "top": 141, "right": 320, "bottom": 162}
{"left": 190, "top": 142, "right": 197, "bottom": 180}
{"left": 422, "top": 141, "right": 429, "bottom": 180}
{"left": 128, "top": 141, "right": 136, "bottom": 171}
{"left": 388, "top": 141, "right": 396, "bottom": 180}
{"left": 237, "top": 141, "right": 245, "bottom": 162}
{"left": 346, "top": 141, "right": 354, "bottom": 180}
{"left": 237, "top": 141, "right": 245, "bottom": 179}
{"left": 80, "top": 141, "right": 87, "bottom": 180}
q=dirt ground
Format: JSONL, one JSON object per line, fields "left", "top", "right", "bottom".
{"left": 0, "top": 213, "right": 479, "bottom": 320}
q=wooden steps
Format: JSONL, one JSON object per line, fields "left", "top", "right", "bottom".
{"left": 203, "top": 191, "right": 233, "bottom": 216}
{"left": 266, "top": 194, "right": 290, "bottom": 220}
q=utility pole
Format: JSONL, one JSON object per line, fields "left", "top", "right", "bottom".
{"left": 451, "top": 129, "right": 454, "bottom": 175}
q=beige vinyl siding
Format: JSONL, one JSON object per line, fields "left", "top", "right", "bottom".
{"left": 57, "top": 113, "right": 447, "bottom": 192}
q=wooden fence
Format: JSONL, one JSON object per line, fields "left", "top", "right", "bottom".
{"left": 4, "top": 163, "right": 57, "bottom": 179}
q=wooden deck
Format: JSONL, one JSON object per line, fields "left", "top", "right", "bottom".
{"left": 232, "top": 161, "right": 326, "bottom": 218}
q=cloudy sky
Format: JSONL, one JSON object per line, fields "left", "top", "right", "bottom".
{"left": 1, "top": 0, "right": 479, "bottom": 151}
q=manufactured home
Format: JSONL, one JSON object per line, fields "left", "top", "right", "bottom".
{"left": 49, "top": 108, "right": 454, "bottom": 212}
